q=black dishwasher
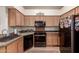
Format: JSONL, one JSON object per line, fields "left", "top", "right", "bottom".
{"left": 24, "top": 34, "right": 33, "bottom": 51}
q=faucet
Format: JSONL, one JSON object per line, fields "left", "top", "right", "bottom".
{"left": 2, "top": 29, "right": 9, "bottom": 37}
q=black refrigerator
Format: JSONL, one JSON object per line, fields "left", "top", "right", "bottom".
{"left": 72, "top": 15, "right": 79, "bottom": 53}
{"left": 60, "top": 16, "right": 72, "bottom": 53}
{"left": 60, "top": 15, "right": 79, "bottom": 53}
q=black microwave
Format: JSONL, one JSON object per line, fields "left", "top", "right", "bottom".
{"left": 35, "top": 21, "right": 46, "bottom": 27}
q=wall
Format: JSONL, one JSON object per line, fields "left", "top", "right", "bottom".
{"left": 13, "top": 6, "right": 25, "bottom": 15}
{"left": 24, "top": 9, "right": 61, "bottom": 15}
{"left": 14, "top": 6, "right": 76, "bottom": 16}
{"left": 60, "top": 6, "right": 76, "bottom": 15}
{"left": 0, "top": 7, "right": 8, "bottom": 34}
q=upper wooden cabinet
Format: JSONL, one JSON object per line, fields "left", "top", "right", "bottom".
{"left": 8, "top": 8, "right": 24, "bottom": 26}
{"left": 45, "top": 16, "right": 60, "bottom": 26}
{"left": 21, "top": 14, "right": 25, "bottom": 26}
{"left": 29, "top": 16, "right": 36, "bottom": 26}
{"left": 8, "top": 8, "right": 59, "bottom": 27}
{"left": 75, "top": 7, "right": 79, "bottom": 15}
{"left": 16, "top": 10, "right": 21, "bottom": 26}
{"left": 8, "top": 8, "right": 16, "bottom": 26}
{"left": 24, "top": 16, "right": 60, "bottom": 26}
{"left": 24, "top": 16, "right": 30, "bottom": 26}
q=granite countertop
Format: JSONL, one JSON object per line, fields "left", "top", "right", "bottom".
{"left": 0, "top": 35, "right": 23, "bottom": 47}
{"left": 0, "top": 32, "right": 34, "bottom": 47}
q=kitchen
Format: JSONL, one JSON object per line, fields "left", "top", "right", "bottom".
{"left": 0, "top": 6, "right": 79, "bottom": 53}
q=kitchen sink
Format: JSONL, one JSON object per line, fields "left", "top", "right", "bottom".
{"left": 0, "top": 34, "right": 19, "bottom": 42}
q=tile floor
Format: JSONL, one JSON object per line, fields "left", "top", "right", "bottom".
{"left": 25, "top": 47, "right": 60, "bottom": 53}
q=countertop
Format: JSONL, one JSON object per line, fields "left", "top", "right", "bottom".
{"left": 0, "top": 30, "right": 58, "bottom": 47}
{"left": 0, "top": 35, "right": 22, "bottom": 47}
{"left": 0, "top": 32, "right": 34, "bottom": 47}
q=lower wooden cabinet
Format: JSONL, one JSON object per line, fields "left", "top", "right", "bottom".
{"left": 0, "top": 47, "right": 6, "bottom": 53}
{"left": 46, "top": 32, "right": 59, "bottom": 47}
{"left": 17, "top": 37, "right": 23, "bottom": 53}
{"left": 0, "top": 37, "right": 23, "bottom": 53}
{"left": 7, "top": 40, "right": 18, "bottom": 53}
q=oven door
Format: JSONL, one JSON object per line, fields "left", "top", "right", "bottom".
{"left": 34, "top": 35, "right": 46, "bottom": 42}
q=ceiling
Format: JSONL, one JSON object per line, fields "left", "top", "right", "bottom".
{"left": 23, "top": 6, "right": 63, "bottom": 9}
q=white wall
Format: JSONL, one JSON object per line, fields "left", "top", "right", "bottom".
{"left": 13, "top": 6, "right": 77, "bottom": 16}
{"left": 0, "top": 7, "right": 8, "bottom": 34}
{"left": 15, "top": 6, "right": 76, "bottom": 16}
{"left": 24, "top": 9, "right": 61, "bottom": 15}
{"left": 13, "top": 6, "right": 25, "bottom": 14}
{"left": 60, "top": 6, "right": 76, "bottom": 15}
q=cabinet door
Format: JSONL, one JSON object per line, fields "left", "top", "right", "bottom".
{"left": 17, "top": 37, "right": 23, "bottom": 53}
{"left": 45, "top": 16, "right": 59, "bottom": 26}
{"left": 0, "top": 47, "right": 6, "bottom": 53}
{"left": 46, "top": 32, "right": 59, "bottom": 47}
{"left": 25, "top": 16, "right": 30, "bottom": 26}
{"left": 29, "top": 16, "right": 36, "bottom": 26}
{"left": 21, "top": 14, "right": 25, "bottom": 26}
{"left": 53, "top": 16, "right": 59, "bottom": 26}
{"left": 16, "top": 10, "right": 21, "bottom": 26}
{"left": 7, "top": 40, "right": 18, "bottom": 53}
{"left": 8, "top": 8, "right": 16, "bottom": 26}
{"left": 45, "top": 16, "right": 53, "bottom": 26}
{"left": 76, "top": 7, "right": 79, "bottom": 14}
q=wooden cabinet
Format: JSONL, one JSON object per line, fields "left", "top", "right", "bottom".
{"left": 6, "top": 37, "right": 23, "bottom": 53}
{"left": 24, "top": 16, "right": 30, "bottom": 26}
{"left": 21, "top": 14, "right": 25, "bottom": 26}
{"left": 8, "top": 8, "right": 16, "bottom": 26}
{"left": 16, "top": 10, "right": 21, "bottom": 26}
{"left": 0, "top": 37, "right": 23, "bottom": 53}
{"left": 45, "top": 16, "right": 59, "bottom": 26}
{"left": 17, "top": 37, "right": 23, "bottom": 53}
{"left": 8, "top": 8, "right": 24, "bottom": 26}
{"left": 75, "top": 7, "right": 79, "bottom": 15}
{"left": 0, "top": 47, "right": 6, "bottom": 53}
{"left": 29, "top": 16, "right": 36, "bottom": 26}
{"left": 24, "top": 16, "right": 59, "bottom": 26}
{"left": 7, "top": 40, "right": 18, "bottom": 53}
{"left": 46, "top": 32, "right": 59, "bottom": 47}
{"left": 45, "top": 16, "right": 53, "bottom": 26}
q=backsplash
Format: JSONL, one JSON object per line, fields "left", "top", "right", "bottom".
{"left": 9, "top": 26, "right": 59, "bottom": 33}
{"left": 9, "top": 27, "right": 35, "bottom": 33}
{"left": 45, "top": 26, "right": 59, "bottom": 31}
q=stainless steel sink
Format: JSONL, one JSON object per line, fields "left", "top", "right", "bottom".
{"left": 0, "top": 34, "right": 19, "bottom": 42}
